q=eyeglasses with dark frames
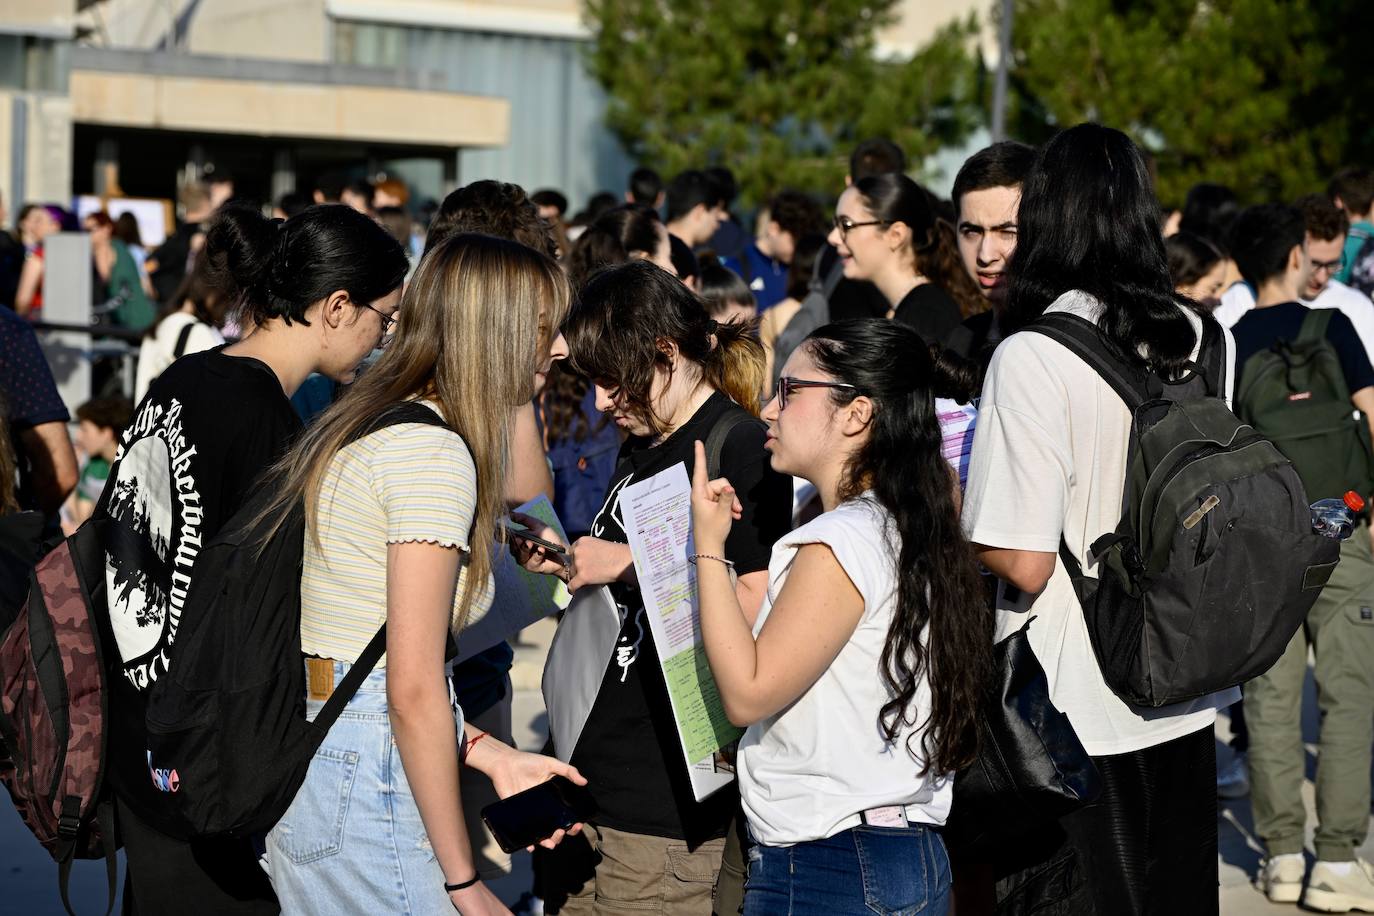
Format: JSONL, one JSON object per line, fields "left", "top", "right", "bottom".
{"left": 357, "top": 301, "right": 398, "bottom": 336}
{"left": 777, "top": 377, "right": 858, "bottom": 410}
{"left": 1310, "top": 253, "right": 1347, "bottom": 275}
{"left": 833, "top": 215, "right": 888, "bottom": 241}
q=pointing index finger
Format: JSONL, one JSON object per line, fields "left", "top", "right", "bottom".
{"left": 692, "top": 439, "right": 709, "bottom": 491}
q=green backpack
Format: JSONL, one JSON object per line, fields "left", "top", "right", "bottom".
{"left": 1235, "top": 308, "right": 1374, "bottom": 504}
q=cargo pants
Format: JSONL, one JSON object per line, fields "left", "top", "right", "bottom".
{"left": 1248, "top": 522, "right": 1374, "bottom": 862}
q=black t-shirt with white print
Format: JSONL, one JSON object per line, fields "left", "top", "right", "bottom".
{"left": 97, "top": 347, "right": 301, "bottom": 821}
{"left": 569, "top": 391, "right": 792, "bottom": 843}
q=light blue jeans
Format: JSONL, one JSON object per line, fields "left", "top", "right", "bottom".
{"left": 265, "top": 661, "right": 465, "bottom": 915}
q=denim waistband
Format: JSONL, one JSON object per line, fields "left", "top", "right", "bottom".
{"left": 301, "top": 658, "right": 459, "bottom": 716}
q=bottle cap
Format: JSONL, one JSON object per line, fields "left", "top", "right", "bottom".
{"left": 1344, "top": 490, "right": 1366, "bottom": 513}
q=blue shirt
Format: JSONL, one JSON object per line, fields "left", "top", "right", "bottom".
{"left": 723, "top": 242, "right": 788, "bottom": 311}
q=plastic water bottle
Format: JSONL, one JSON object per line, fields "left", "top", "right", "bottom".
{"left": 1310, "top": 490, "right": 1366, "bottom": 540}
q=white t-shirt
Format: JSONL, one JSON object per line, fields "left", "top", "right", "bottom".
{"left": 135, "top": 312, "right": 224, "bottom": 402}
{"left": 962, "top": 290, "right": 1240, "bottom": 757}
{"left": 1216, "top": 278, "right": 1374, "bottom": 368}
{"left": 737, "top": 496, "right": 952, "bottom": 846}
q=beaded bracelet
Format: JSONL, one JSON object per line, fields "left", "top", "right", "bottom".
{"left": 689, "top": 554, "right": 736, "bottom": 569}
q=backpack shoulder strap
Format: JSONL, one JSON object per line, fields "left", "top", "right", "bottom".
{"left": 1193, "top": 313, "right": 1227, "bottom": 398}
{"left": 821, "top": 254, "right": 844, "bottom": 298}
{"left": 1022, "top": 311, "right": 1150, "bottom": 411}
{"left": 172, "top": 321, "right": 197, "bottom": 360}
{"left": 1297, "top": 307, "right": 1335, "bottom": 345}
{"left": 704, "top": 409, "right": 763, "bottom": 478}
{"left": 309, "top": 402, "right": 454, "bottom": 735}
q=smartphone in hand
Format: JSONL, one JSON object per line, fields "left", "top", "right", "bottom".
{"left": 500, "top": 519, "right": 569, "bottom": 557}
{"left": 480, "top": 776, "right": 598, "bottom": 854}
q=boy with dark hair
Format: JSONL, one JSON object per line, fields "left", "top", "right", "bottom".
{"left": 664, "top": 169, "right": 726, "bottom": 248}
{"left": 1229, "top": 202, "right": 1374, "bottom": 910}
{"left": 721, "top": 189, "right": 824, "bottom": 310}
{"left": 625, "top": 167, "right": 663, "bottom": 208}
{"left": 1329, "top": 167, "right": 1374, "bottom": 291}
{"left": 67, "top": 396, "right": 133, "bottom": 529}
{"left": 946, "top": 141, "right": 1036, "bottom": 366}
{"left": 341, "top": 178, "right": 374, "bottom": 215}
{"left": 531, "top": 189, "right": 569, "bottom": 222}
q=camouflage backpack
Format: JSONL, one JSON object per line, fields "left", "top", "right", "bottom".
{"left": 0, "top": 515, "right": 118, "bottom": 916}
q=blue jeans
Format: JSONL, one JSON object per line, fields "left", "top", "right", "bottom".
{"left": 265, "top": 661, "right": 465, "bottom": 915}
{"left": 744, "top": 824, "right": 951, "bottom": 916}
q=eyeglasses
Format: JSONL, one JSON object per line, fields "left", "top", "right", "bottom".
{"left": 1310, "top": 253, "right": 1347, "bottom": 276}
{"left": 357, "top": 302, "right": 398, "bottom": 336}
{"left": 777, "top": 377, "right": 858, "bottom": 410}
{"left": 832, "top": 215, "right": 888, "bottom": 241}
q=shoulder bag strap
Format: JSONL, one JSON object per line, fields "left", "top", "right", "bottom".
{"left": 172, "top": 321, "right": 197, "bottom": 360}
{"left": 703, "top": 410, "right": 763, "bottom": 478}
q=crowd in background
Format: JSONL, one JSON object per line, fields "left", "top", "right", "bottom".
{"left": 2, "top": 127, "right": 1374, "bottom": 916}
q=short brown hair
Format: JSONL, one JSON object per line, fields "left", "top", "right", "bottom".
{"left": 76, "top": 397, "right": 133, "bottom": 434}
{"left": 425, "top": 181, "right": 556, "bottom": 258}
{"left": 1296, "top": 192, "right": 1350, "bottom": 242}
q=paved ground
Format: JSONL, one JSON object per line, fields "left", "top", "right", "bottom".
{"left": 3, "top": 617, "right": 1366, "bottom": 914}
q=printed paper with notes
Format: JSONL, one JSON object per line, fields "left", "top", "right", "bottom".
{"left": 619, "top": 462, "right": 742, "bottom": 802}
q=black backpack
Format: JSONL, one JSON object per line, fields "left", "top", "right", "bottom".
{"left": 1025, "top": 312, "right": 1340, "bottom": 707}
{"left": 139, "top": 402, "right": 451, "bottom": 837}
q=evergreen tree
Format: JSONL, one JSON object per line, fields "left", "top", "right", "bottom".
{"left": 583, "top": 0, "right": 985, "bottom": 205}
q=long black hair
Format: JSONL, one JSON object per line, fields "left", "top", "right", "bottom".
{"left": 1004, "top": 123, "right": 1199, "bottom": 375}
{"left": 201, "top": 204, "right": 408, "bottom": 328}
{"left": 803, "top": 319, "right": 991, "bottom": 774}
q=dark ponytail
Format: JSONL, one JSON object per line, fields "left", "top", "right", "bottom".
{"left": 854, "top": 174, "right": 988, "bottom": 319}
{"left": 566, "top": 260, "right": 765, "bottom": 434}
{"left": 202, "top": 204, "right": 408, "bottom": 327}
{"left": 804, "top": 319, "right": 992, "bottom": 774}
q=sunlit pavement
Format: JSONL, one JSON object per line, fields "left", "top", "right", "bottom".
{"left": 4, "top": 620, "right": 1367, "bottom": 914}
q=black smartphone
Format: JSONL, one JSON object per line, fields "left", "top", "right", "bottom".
{"left": 501, "top": 520, "right": 569, "bottom": 557}
{"left": 480, "top": 776, "right": 597, "bottom": 854}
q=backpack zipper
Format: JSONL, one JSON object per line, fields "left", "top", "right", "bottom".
{"left": 1149, "top": 432, "right": 1268, "bottom": 545}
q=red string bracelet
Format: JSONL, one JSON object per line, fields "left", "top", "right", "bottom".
{"left": 462, "top": 730, "right": 490, "bottom": 763}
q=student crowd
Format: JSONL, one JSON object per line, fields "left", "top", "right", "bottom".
{"left": 4, "top": 121, "right": 1374, "bottom": 916}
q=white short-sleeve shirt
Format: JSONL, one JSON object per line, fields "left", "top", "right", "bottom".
{"left": 962, "top": 290, "right": 1240, "bottom": 756}
{"left": 736, "top": 496, "right": 952, "bottom": 846}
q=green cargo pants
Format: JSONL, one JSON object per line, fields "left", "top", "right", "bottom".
{"left": 1248, "top": 522, "right": 1374, "bottom": 862}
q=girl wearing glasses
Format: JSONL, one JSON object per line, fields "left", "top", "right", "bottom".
{"left": 519, "top": 260, "right": 792, "bottom": 914}
{"left": 828, "top": 174, "right": 985, "bottom": 345}
{"left": 691, "top": 318, "right": 991, "bottom": 915}
{"left": 99, "top": 204, "right": 411, "bottom": 913}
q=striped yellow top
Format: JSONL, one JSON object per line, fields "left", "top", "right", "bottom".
{"left": 300, "top": 402, "right": 494, "bottom": 665}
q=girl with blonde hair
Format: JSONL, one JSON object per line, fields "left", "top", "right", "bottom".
{"left": 262, "top": 233, "right": 584, "bottom": 915}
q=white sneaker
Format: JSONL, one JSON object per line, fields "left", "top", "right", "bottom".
{"left": 1259, "top": 854, "right": 1306, "bottom": 904}
{"left": 1303, "top": 859, "right": 1374, "bottom": 912}
{"left": 1217, "top": 751, "right": 1250, "bottom": 799}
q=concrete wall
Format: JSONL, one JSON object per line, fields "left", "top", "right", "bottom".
{"left": 0, "top": 0, "right": 75, "bottom": 37}
{"left": 0, "top": 88, "right": 74, "bottom": 206}
{"left": 68, "top": 68, "right": 508, "bottom": 147}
